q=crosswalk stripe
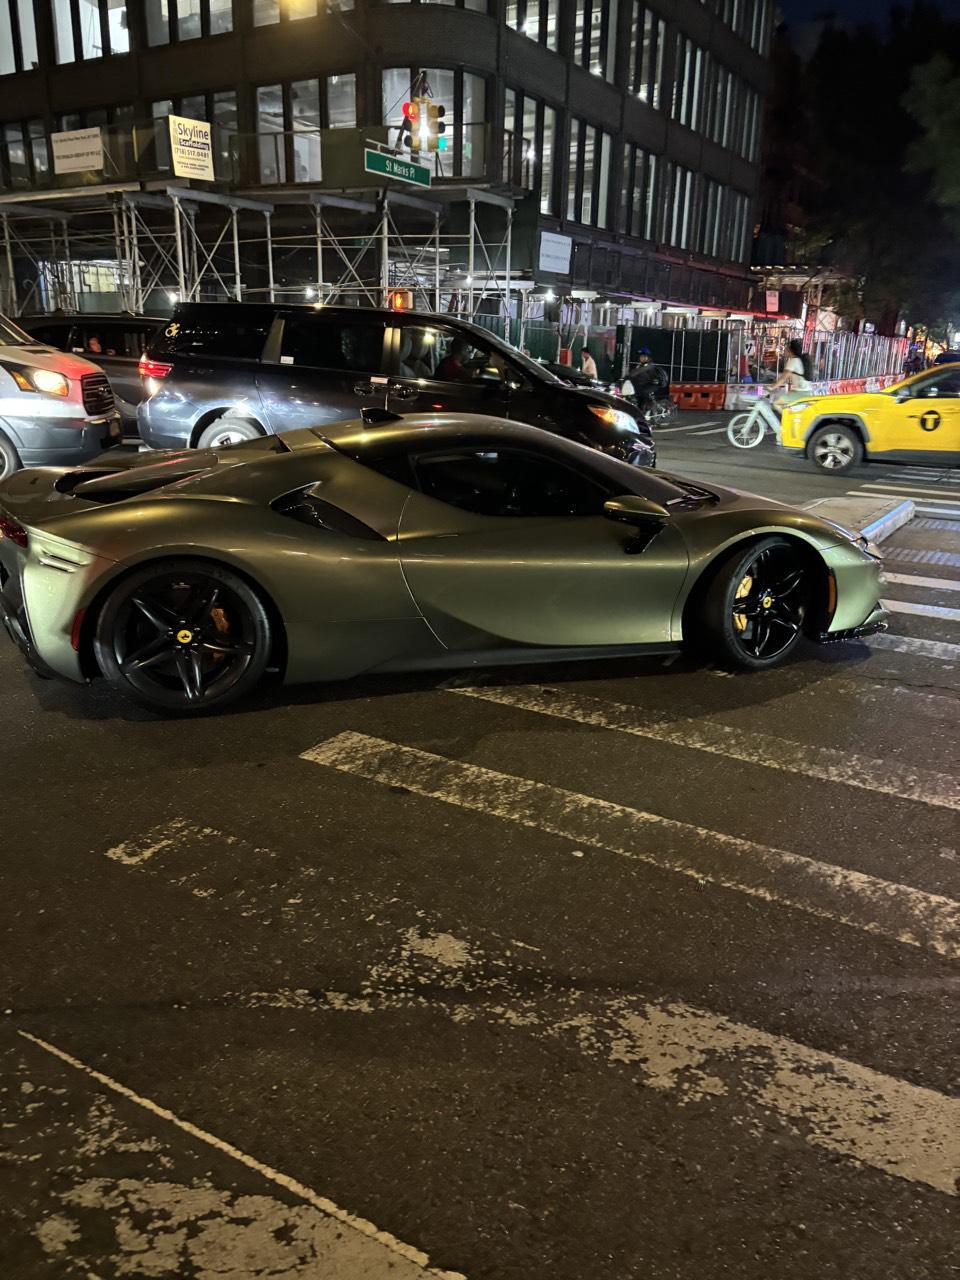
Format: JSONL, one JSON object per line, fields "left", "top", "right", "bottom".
{"left": 886, "top": 547, "right": 960, "bottom": 569}
{"left": 691, "top": 426, "right": 730, "bottom": 435}
{"left": 241, "top": 962, "right": 960, "bottom": 1197}
{"left": 448, "top": 684, "right": 960, "bottom": 811}
{"left": 912, "top": 517, "right": 960, "bottom": 532}
{"left": 884, "top": 571, "right": 960, "bottom": 593}
{"left": 914, "top": 506, "right": 960, "bottom": 518}
{"left": 17, "top": 1031, "right": 464, "bottom": 1279}
{"left": 870, "top": 632, "right": 960, "bottom": 661}
{"left": 654, "top": 422, "right": 717, "bottom": 434}
{"left": 859, "top": 483, "right": 960, "bottom": 500}
{"left": 883, "top": 598, "right": 960, "bottom": 621}
{"left": 301, "top": 732, "right": 960, "bottom": 959}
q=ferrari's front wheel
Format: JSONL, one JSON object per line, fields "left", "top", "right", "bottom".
{"left": 94, "top": 560, "right": 272, "bottom": 715}
{"left": 701, "top": 538, "right": 810, "bottom": 671}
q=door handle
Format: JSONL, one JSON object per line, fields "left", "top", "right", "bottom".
{"left": 353, "top": 381, "right": 376, "bottom": 396}
{"left": 388, "top": 383, "right": 419, "bottom": 402}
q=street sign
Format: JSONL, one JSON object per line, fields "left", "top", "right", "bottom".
{"left": 364, "top": 147, "right": 431, "bottom": 188}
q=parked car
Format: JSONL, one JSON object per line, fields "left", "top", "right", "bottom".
{"left": 0, "top": 312, "right": 121, "bottom": 481}
{"left": 780, "top": 363, "right": 960, "bottom": 473}
{"left": 0, "top": 411, "right": 885, "bottom": 715}
{"left": 138, "top": 303, "right": 656, "bottom": 467}
{"left": 20, "top": 312, "right": 164, "bottom": 433}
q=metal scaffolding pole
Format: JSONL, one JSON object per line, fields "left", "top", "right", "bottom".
{"left": 467, "top": 194, "right": 476, "bottom": 315}
{"left": 380, "top": 200, "right": 390, "bottom": 305}
{"left": 232, "top": 209, "right": 242, "bottom": 302}
{"left": 172, "top": 196, "right": 187, "bottom": 299}
{"left": 434, "top": 212, "right": 441, "bottom": 312}
{"left": 130, "top": 206, "right": 143, "bottom": 313}
{"left": 61, "top": 221, "right": 74, "bottom": 311}
{"left": 504, "top": 207, "right": 513, "bottom": 342}
{"left": 1, "top": 214, "right": 15, "bottom": 314}
{"left": 264, "top": 211, "right": 275, "bottom": 302}
{"left": 314, "top": 205, "right": 323, "bottom": 299}
{"left": 112, "top": 204, "right": 126, "bottom": 309}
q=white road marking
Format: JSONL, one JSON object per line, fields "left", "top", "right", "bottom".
{"left": 691, "top": 426, "right": 730, "bottom": 435}
{"left": 243, "top": 937, "right": 960, "bottom": 1198}
{"left": 18, "top": 1031, "right": 466, "bottom": 1280}
{"left": 870, "top": 632, "right": 960, "bottom": 661}
{"left": 654, "top": 421, "right": 719, "bottom": 434}
{"left": 914, "top": 511, "right": 960, "bottom": 522}
{"left": 886, "top": 547, "right": 960, "bottom": 569}
{"left": 860, "top": 483, "right": 960, "bottom": 501}
{"left": 104, "top": 818, "right": 200, "bottom": 866}
{"left": 884, "top": 571, "right": 960, "bottom": 593}
{"left": 448, "top": 684, "right": 960, "bottom": 811}
{"left": 883, "top": 598, "right": 960, "bottom": 622}
{"left": 301, "top": 733, "right": 960, "bottom": 958}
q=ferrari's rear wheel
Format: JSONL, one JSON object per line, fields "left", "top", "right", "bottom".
{"left": 94, "top": 560, "right": 272, "bottom": 714}
{"left": 702, "top": 538, "right": 810, "bottom": 671}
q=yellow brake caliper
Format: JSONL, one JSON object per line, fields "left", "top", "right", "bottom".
{"left": 733, "top": 573, "right": 753, "bottom": 633}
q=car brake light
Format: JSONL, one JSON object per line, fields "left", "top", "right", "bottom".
{"left": 0, "top": 514, "right": 28, "bottom": 549}
{"left": 139, "top": 354, "right": 173, "bottom": 379}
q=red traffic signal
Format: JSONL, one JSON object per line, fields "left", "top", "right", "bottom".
{"left": 402, "top": 101, "right": 418, "bottom": 121}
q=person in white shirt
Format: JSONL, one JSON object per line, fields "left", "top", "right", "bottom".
{"left": 580, "top": 347, "right": 599, "bottom": 380}
{"left": 770, "top": 338, "right": 812, "bottom": 407}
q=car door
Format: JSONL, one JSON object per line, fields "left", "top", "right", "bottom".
{"left": 257, "top": 311, "right": 391, "bottom": 432}
{"left": 397, "top": 444, "right": 689, "bottom": 649}
{"left": 385, "top": 320, "right": 516, "bottom": 417}
{"left": 874, "top": 368, "right": 960, "bottom": 457}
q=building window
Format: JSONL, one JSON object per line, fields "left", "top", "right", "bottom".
{"left": 383, "top": 0, "right": 486, "bottom": 9}
{"left": 629, "top": 5, "right": 666, "bottom": 108}
{"left": 671, "top": 36, "right": 703, "bottom": 132}
{"left": 254, "top": 0, "right": 353, "bottom": 23}
{"left": 566, "top": 116, "right": 611, "bottom": 228}
{"left": 574, "top": 0, "right": 617, "bottom": 81}
{"left": 383, "top": 67, "right": 486, "bottom": 178}
{"left": 253, "top": 77, "right": 356, "bottom": 183}
{"left": 620, "top": 142, "right": 655, "bottom": 240}
{"left": 53, "top": 0, "right": 130, "bottom": 60}
{"left": 145, "top": 0, "right": 233, "bottom": 42}
{"left": 0, "top": 1, "right": 39, "bottom": 74}
{"left": 505, "top": 0, "right": 557, "bottom": 49}
{"left": 503, "top": 90, "right": 558, "bottom": 213}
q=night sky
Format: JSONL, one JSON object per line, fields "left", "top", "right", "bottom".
{"left": 777, "top": 0, "right": 960, "bottom": 55}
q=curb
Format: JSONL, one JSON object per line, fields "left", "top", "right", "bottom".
{"left": 803, "top": 497, "right": 915, "bottom": 544}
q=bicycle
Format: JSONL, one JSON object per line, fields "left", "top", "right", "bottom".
{"left": 726, "top": 388, "right": 784, "bottom": 448}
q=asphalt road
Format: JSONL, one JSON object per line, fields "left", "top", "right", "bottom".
{"left": 1, "top": 422, "right": 959, "bottom": 1280}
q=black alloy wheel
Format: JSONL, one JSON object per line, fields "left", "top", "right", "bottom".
{"left": 703, "top": 537, "right": 810, "bottom": 670}
{"left": 94, "top": 560, "right": 272, "bottom": 713}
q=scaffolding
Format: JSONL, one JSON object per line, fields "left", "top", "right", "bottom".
{"left": 0, "top": 181, "right": 516, "bottom": 323}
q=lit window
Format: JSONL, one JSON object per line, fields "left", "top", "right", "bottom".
{"left": 53, "top": 0, "right": 131, "bottom": 60}
{"left": 146, "top": 0, "right": 233, "bottom": 43}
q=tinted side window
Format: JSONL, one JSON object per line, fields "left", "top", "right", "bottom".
{"left": 411, "top": 449, "right": 610, "bottom": 518}
{"left": 917, "top": 370, "right": 960, "bottom": 397}
{"left": 395, "top": 323, "right": 505, "bottom": 384}
{"left": 26, "top": 324, "right": 66, "bottom": 348}
{"left": 150, "top": 317, "right": 270, "bottom": 361}
{"left": 280, "top": 316, "right": 386, "bottom": 374}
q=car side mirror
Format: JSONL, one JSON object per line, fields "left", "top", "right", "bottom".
{"left": 603, "top": 495, "right": 670, "bottom": 526}
{"left": 894, "top": 391, "right": 913, "bottom": 403}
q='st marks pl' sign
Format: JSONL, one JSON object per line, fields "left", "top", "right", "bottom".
{"left": 169, "top": 115, "right": 215, "bottom": 182}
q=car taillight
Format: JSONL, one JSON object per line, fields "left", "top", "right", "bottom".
{"left": 0, "top": 514, "right": 28, "bottom": 549}
{"left": 139, "top": 354, "right": 173, "bottom": 379}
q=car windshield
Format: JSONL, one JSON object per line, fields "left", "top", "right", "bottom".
{"left": 0, "top": 315, "right": 36, "bottom": 346}
{"left": 459, "top": 324, "right": 563, "bottom": 383}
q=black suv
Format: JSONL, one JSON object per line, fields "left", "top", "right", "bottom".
{"left": 20, "top": 312, "right": 164, "bottom": 433}
{"left": 138, "top": 303, "right": 655, "bottom": 467}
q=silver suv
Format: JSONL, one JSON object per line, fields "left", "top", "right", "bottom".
{"left": 0, "top": 313, "right": 122, "bottom": 481}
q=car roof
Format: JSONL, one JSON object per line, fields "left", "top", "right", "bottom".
{"left": 21, "top": 312, "right": 165, "bottom": 325}
{"left": 170, "top": 300, "right": 499, "bottom": 336}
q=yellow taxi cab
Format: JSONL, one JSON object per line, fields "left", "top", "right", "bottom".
{"left": 779, "top": 363, "right": 960, "bottom": 473}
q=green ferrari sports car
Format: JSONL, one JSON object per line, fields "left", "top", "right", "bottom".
{"left": 0, "top": 412, "right": 886, "bottom": 715}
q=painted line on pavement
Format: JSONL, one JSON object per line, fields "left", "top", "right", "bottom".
{"left": 884, "top": 571, "right": 960, "bottom": 593}
{"left": 860, "top": 483, "right": 960, "bottom": 501}
{"left": 17, "top": 1030, "right": 466, "bottom": 1280}
{"left": 870, "top": 632, "right": 960, "bottom": 662}
{"left": 691, "top": 426, "right": 730, "bottom": 435}
{"left": 915, "top": 506, "right": 960, "bottom": 518}
{"left": 883, "top": 598, "right": 960, "bottom": 622}
{"left": 448, "top": 684, "right": 960, "bottom": 811}
{"left": 654, "top": 421, "right": 719, "bottom": 434}
{"left": 301, "top": 733, "right": 960, "bottom": 959}
{"left": 913, "top": 515, "right": 960, "bottom": 527}
{"left": 886, "top": 547, "right": 960, "bottom": 569}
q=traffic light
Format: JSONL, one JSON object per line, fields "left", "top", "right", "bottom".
{"left": 427, "top": 102, "right": 447, "bottom": 153}
{"left": 400, "top": 99, "right": 419, "bottom": 151}
{"left": 388, "top": 289, "right": 414, "bottom": 312}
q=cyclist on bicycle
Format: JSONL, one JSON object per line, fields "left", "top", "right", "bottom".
{"left": 769, "top": 339, "right": 812, "bottom": 408}
{"left": 622, "top": 349, "right": 669, "bottom": 416}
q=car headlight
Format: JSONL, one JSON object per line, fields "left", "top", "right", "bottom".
{"left": 588, "top": 404, "right": 638, "bottom": 431}
{"left": 10, "top": 367, "right": 70, "bottom": 397}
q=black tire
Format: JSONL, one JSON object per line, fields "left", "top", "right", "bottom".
{"left": 196, "top": 416, "right": 264, "bottom": 450}
{"left": 701, "top": 537, "right": 811, "bottom": 671}
{"left": 0, "top": 432, "right": 20, "bottom": 482}
{"left": 94, "top": 559, "right": 272, "bottom": 714}
{"left": 807, "top": 423, "right": 863, "bottom": 474}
